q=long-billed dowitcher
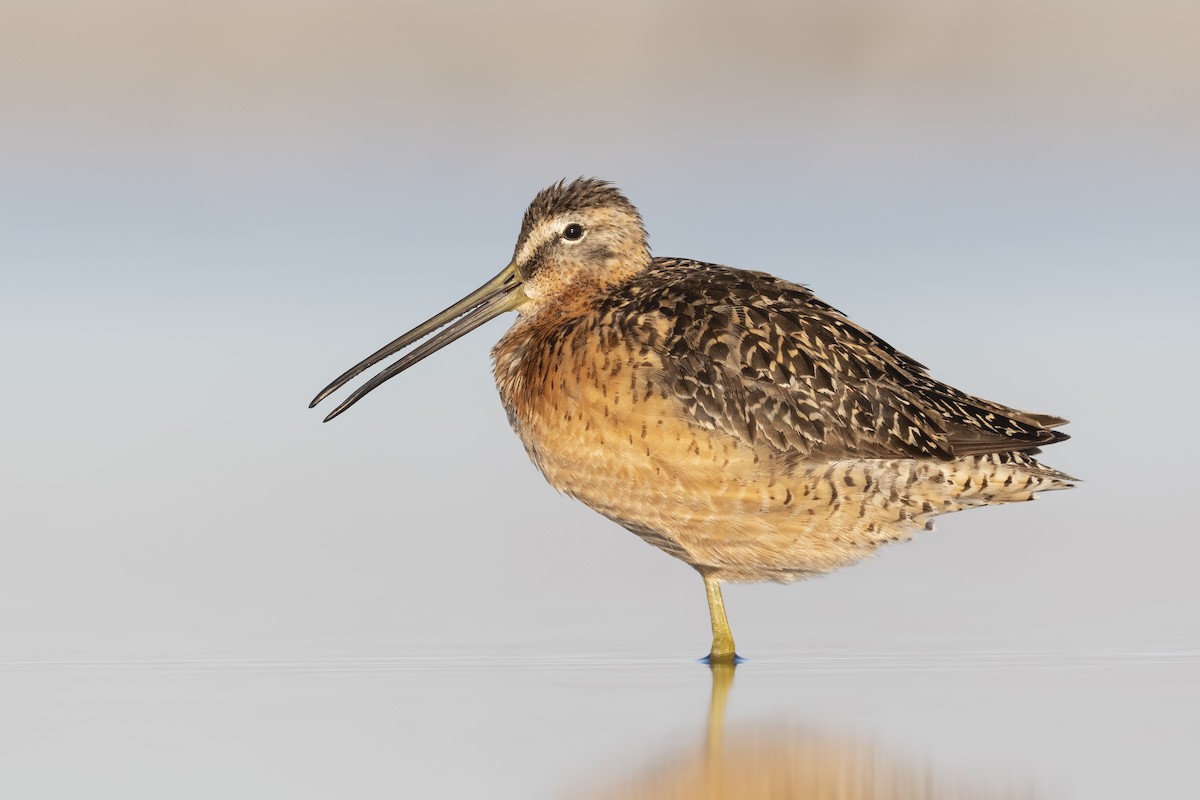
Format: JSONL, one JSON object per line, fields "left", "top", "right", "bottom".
{"left": 311, "top": 178, "right": 1072, "bottom": 662}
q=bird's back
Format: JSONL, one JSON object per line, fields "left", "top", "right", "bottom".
{"left": 603, "top": 259, "right": 1069, "bottom": 461}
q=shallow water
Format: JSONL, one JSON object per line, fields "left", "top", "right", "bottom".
{"left": 2, "top": 645, "right": 1193, "bottom": 798}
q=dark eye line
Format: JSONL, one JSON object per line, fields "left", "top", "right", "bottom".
{"left": 521, "top": 240, "right": 555, "bottom": 278}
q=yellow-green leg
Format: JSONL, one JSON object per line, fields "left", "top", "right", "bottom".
{"left": 703, "top": 573, "right": 739, "bottom": 663}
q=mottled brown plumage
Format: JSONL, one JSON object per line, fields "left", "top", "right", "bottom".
{"left": 312, "top": 177, "right": 1073, "bottom": 661}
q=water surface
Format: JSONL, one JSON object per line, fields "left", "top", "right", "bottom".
{"left": 3, "top": 644, "right": 1193, "bottom": 798}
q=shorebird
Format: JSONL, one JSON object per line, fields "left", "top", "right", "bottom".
{"left": 311, "top": 178, "right": 1072, "bottom": 663}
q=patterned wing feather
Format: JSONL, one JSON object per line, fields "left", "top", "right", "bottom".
{"left": 607, "top": 260, "right": 1067, "bottom": 462}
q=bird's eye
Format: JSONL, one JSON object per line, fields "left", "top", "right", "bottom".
{"left": 562, "top": 223, "right": 584, "bottom": 241}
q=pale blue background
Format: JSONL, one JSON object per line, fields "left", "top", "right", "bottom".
{"left": 2, "top": 1, "right": 1197, "bottom": 797}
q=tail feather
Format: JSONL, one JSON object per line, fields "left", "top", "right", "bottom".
{"left": 910, "top": 451, "right": 1076, "bottom": 531}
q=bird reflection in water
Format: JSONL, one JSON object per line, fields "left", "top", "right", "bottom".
{"left": 570, "top": 663, "right": 1034, "bottom": 800}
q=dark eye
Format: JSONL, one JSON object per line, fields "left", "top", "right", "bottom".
{"left": 562, "top": 223, "right": 584, "bottom": 241}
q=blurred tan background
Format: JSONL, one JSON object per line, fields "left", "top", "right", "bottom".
{"left": 6, "top": 2, "right": 1197, "bottom": 124}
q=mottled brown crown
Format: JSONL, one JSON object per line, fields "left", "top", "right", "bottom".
{"left": 515, "top": 178, "right": 646, "bottom": 257}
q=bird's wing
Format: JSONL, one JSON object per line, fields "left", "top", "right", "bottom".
{"left": 620, "top": 262, "right": 1065, "bottom": 462}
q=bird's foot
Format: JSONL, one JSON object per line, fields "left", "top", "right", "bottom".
{"left": 700, "top": 651, "right": 745, "bottom": 666}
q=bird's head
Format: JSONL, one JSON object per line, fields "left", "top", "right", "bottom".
{"left": 310, "top": 178, "right": 649, "bottom": 421}
{"left": 509, "top": 178, "right": 650, "bottom": 311}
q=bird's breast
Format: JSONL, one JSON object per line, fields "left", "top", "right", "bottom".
{"left": 492, "top": 311, "right": 679, "bottom": 477}
{"left": 491, "top": 313, "right": 793, "bottom": 549}
{"left": 495, "top": 313, "right": 702, "bottom": 484}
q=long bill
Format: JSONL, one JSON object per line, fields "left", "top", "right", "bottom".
{"left": 310, "top": 263, "right": 526, "bottom": 422}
